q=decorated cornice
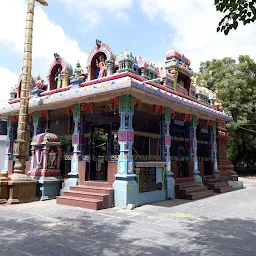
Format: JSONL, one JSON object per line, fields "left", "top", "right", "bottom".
{"left": 0, "top": 72, "right": 232, "bottom": 122}
{"left": 131, "top": 80, "right": 232, "bottom": 121}
{"left": 165, "top": 61, "right": 193, "bottom": 77}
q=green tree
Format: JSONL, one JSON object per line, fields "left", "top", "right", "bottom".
{"left": 197, "top": 55, "right": 256, "bottom": 170}
{"left": 215, "top": 0, "right": 256, "bottom": 35}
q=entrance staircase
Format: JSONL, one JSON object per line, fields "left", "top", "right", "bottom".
{"left": 203, "top": 175, "right": 233, "bottom": 193}
{"left": 56, "top": 182, "right": 114, "bottom": 210}
{"left": 175, "top": 178, "right": 214, "bottom": 200}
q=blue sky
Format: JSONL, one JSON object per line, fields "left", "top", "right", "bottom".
{"left": 0, "top": 0, "right": 256, "bottom": 103}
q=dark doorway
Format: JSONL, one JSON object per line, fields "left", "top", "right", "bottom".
{"left": 89, "top": 124, "right": 111, "bottom": 181}
{"left": 170, "top": 120, "right": 190, "bottom": 178}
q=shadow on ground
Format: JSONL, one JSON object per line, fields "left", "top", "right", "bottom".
{"left": 0, "top": 199, "right": 256, "bottom": 256}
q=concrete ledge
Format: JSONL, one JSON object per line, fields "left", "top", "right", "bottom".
{"left": 7, "top": 180, "right": 38, "bottom": 204}
{"left": 228, "top": 180, "right": 243, "bottom": 189}
{"left": 0, "top": 180, "right": 9, "bottom": 200}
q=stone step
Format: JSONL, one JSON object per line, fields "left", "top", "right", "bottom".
{"left": 214, "top": 186, "right": 233, "bottom": 193}
{"left": 176, "top": 186, "right": 207, "bottom": 199}
{"left": 83, "top": 181, "right": 110, "bottom": 188}
{"left": 204, "top": 178, "right": 221, "bottom": 184}
{"left": 70, "top": 185, "right": 113, "bottom": 195}
{"left": 180, "top": 185, "right": 207, "bottom": 193}
{"left": 185, "top": 190, "right": 214, "bottom": 200}
{"left": 64, "top": 190, "right": 108, "bottom": 200}
{"left": 207, "top": 182, "right": 228, "bottom": 190}
{"left": 202, "top": 175, "right": 215, "bottom": 181}
{"left": 64, "top": 191, "right": 109, "bottom": 209}
{"left": 175, "top": 182, "right": 200, "bottom": 189}
{"left": 175, "top": 177, "right": 195, "bottom": 184}
{"left": 56, "top": 196, "right": 103, "bottom": 210}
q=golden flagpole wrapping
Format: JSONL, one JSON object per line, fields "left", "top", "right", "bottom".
{"left": 10, "top": 0, "right": 48, "bottom": 180}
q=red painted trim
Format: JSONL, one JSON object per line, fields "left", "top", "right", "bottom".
{"left": 81, "top": 72, "right": 216, "bottom": 110}
{"left": 40, "top": 86, "right": 71, "bottom": 96}
{"left": 8, "top": 96, "right": 32, "bottom": 105}
{"left": 29, "top": 170, "right": 61, "bottom": 177}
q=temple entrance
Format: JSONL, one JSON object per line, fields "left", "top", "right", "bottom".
{"left": 89, "top": 124, "right": 111, "bottom": 181}
{"left": 197, "top": 126, "right": 212, "bottom": 176}
{"left": 170, "top": 120, "right": 190, "bottom": 178}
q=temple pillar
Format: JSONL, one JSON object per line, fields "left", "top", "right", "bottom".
{"left": 57, "top": 147, "right": 62, "bottom": 170}
{"left": 190, "top": 114, "right": 202, "bottom": 183}
{"left": 0, "top": 116, "right": 14, "bottom": 202}
{"left": 113, "top": 95, "right": 138, "bottom": 208}
{"left": 161, "top": 107, "right": 175, "bottom": 199}
{"left": 30, "top": 146, "right": 36, "bottom": 170}
{"left": 42, "top": 146, "right": 50, "bottom": 170}
{"left": 64, "top": 104, "right": 81, "bottom": 190}
{"left": 210, "top": 121, "right": 219, "bottom": 176}
{"left": 1, "top": 116, "right": 14, "bottom": 177}
{"left": 106, "top": 60, "right": 114, "bottom": 76}
{"left": 33, "top": 111, "right": 39, "bottom": 136}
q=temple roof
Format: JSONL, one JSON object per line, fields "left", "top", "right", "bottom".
{"left": 0, "top": 72, "right": 232, "bottom": 122}
{"left": 166, "top": 49, "right": 191, "bottom": 65}
{"left": 31, "top": 132, "right": 60, "bottom": 145}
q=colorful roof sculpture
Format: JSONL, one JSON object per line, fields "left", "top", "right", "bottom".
{"left": 0, "top": 40, "right": 232, "bottom": 122}
{"left": 31, "top": 132, "right": 60, "bottom": 145}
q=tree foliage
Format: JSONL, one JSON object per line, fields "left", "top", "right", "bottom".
{"left": 196, "top": 56, "right": 256, "bottom": 170}
{"left": 215, "top": 0, "right": 256, "bottom": 35}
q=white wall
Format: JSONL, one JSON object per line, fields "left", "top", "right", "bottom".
{"left": 0, "top": 135, "right": 7, "bottom": 169}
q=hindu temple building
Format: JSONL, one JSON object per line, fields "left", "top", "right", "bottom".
{"left": 0, "top": 40, "right": 237, "bottom": 209}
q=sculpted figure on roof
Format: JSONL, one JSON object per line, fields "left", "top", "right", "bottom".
{"left": 96, "top": 55, "right": 107, "bottom": 78}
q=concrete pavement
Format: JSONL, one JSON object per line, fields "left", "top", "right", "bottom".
{"left": 0, "top": 178, "right": 255, "bottom": 256}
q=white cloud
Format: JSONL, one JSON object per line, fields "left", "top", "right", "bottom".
{"left": 140, "top": 0, "right": 256, "bottom": 71}
{"left": 0, "top": 0, "right": 88, "bottom": 80}
{"left": 0, "top": 68, "right": 18, "bottom": 104}
{"left": 59, "top": 0, "right": 133, "bottom": 27}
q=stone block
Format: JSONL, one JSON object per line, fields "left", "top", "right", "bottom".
{"left": 7, "top": 180, "right": 38, "bottom": 204}
{"left": 36, "top": 177, "right": 62, "bottom": 200}
{"left": 0, "top": 180, "right": 9, "bottom": 201}
{"left": 127, "top": 204, "right": 135, "bottom": 210}
{"left": 228, "top": 180, "right": 243, "bottom": 189}
{"left": 113, "top": 174, "right": 138, "bottom": 208}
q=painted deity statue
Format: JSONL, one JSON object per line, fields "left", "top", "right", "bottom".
{"left": 179, "top": 80, "right": 185, "bottom": 88}
{"left": 73, "top": 61, "right": 84, "bottom": 78}
{"left": 55, "top": 67, "right": 62, "bottom": 89}
{"left": 96, "top": 55, "right": 107, "bottom": 78}
{"left": 215, "top": 89, "right": 223, "bottom": 112}
{"left": 35, "top": 74, "right": 43, "bottom": 89}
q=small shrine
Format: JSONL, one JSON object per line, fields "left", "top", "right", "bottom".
{"left": 29, "top": 132, "right": 62, "bottom": 200}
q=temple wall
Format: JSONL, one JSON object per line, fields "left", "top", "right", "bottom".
{"left": 0, "top": 135, "right": 7, "bottom": 169}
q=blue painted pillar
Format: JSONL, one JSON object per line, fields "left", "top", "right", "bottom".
{"left": 190, "top": 114, "right": 202, "bottom": 183}
{"left": 210, "top": 121, "right": 219, "bottom": 176}
{"left": 1, "top": 116, "right": 14, "bottom": 175}
{"left": 33, "top": 111, "right": 39, "bottom": 136}
{"left": 113, "top": 95, "right": 138, "bottom": 208}
{"left": 161, "top": 107, "right": 175, "bottom": 198}
{"left": 64, "top": 104, "right": 81, "bottom": 190}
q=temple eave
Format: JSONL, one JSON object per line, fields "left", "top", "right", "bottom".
{"left": 0, "top": 75, "right": 232, "bottom": 122}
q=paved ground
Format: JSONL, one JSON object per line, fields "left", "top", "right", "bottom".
{"left": 0, "top": 178, "right": 256, "bottom": 256}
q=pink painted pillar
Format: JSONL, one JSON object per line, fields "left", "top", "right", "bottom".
{"left": 42, "top": 146, "right": 50, "bottom": 170}
{"left": 31, "top": 146, "right": 36, "bottom": 169}
{"left": 57, "top": 147, "right": 62, "bottom": 170}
